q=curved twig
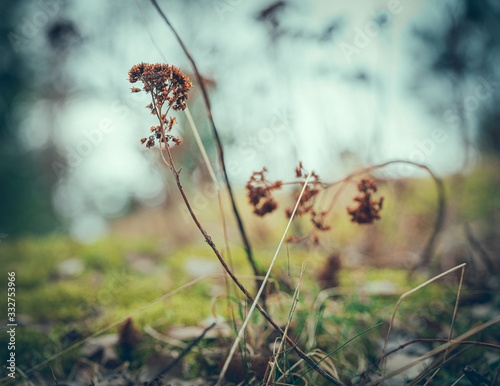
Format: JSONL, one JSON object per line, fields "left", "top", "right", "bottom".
{"left": 323, "top": 160, "right": 446, "bottom": 270}
{"left": 149, "top": 0, "right": 262, "bottom": 284}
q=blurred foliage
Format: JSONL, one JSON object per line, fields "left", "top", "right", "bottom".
{"left": 0, "top": 0, "right": 59, "bottom": 237}
{"left": 412, "top": 0, "right": 500, "bottom": 155}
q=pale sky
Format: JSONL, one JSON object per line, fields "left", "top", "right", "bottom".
{"left": 14, "top": 0, "right": 478, "bottom": 241}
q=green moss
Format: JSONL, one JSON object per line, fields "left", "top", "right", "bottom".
{"left": 0, "top": 165, "right": 495, "bottom": 386}
{"left": 0, "top": 326, "right": 80, "bottom": 379}
{"left": 459, "top": 165, "right": 499, "bottom": 220}
{"left": 18, "top": 279, "right": 95, "bottom": 322}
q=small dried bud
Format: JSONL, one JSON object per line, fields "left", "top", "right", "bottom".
{"left": 246, "top": 168, "right": 281, "bottom": 216}
{"left": 347, "top": 178, "right": 384, "bottom": 224}
{"left": 129, "top": 62, "right": 192, "bottom": 148}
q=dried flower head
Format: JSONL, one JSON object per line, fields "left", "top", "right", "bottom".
{"left": 311, "top": 210, "right": 331, "bottom": 231}
{"left": 285, "top": 235, "right": 303, "bottom": 243}
{"left": 246, "top": 167, "right": 282, "bottom": 216}
{"left": 128, "top": 63, "right": 193, "bottom": 148}
{"left": 248, "top": 163, "right": 334, "bottom": 245}
{"left": 347, "top": 178, "right": 384, "bottom": 224}
{"left": 285, "top": 162, "right": 322, "bottom": 218}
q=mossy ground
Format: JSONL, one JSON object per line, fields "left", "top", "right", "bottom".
{"left": 0, "top": 167, "right": 499, "bottom": 384}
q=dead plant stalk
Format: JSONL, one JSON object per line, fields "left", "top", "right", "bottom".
{"left": 158, "top": 140, "right": 341, "bottom": 385}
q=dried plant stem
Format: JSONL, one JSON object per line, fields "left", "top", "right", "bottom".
{"left": 445, "top": 264, "right": 465, "bottom": 361}
{"left": 380, "top": 263, "right": 466, "bottom": 368}
{"left": 184, "top": 106, "right": 220, "bottom": 188}
{"left": 411, "top": 348, "right": 468, "bottom": 386}
{"left": 413, "top": 264, "right": 466, "bottom": 386}
{"left": 218, "top": 172, "right": 312, "bottom": 385}
{"left": 186, "top": 105, "right": 236, "bottom": 276}
{"left": 355, "top": 336, "right": 500, "bottom": 386}
{"left": 266, "top": 260, "right": 307, "bottom": 384}
{"left": 368, "top": 315, "right": 500, "bottom": 385}
{"left": 158, "top": 146, "right": 341, "bottom": 385}
{"left": 359, "top": 336, "right": 500, "bottom": 381}
{"left": 450, "top": 374, "right": 466, "bottom": 386}
{"left": 150, "top": 0, "right": 262, "bottom": 284}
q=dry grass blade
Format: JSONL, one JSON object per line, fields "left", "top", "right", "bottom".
{"left": 420, "top": 263, "right": 467, "bottom": 384}
{"left": 431, "top": 348, "right": 477, "bottom": 386}
{"left": 445, "top": 264, "right": 465, "bottom": 358}
{"left": 184, "top": 107, "right": 234, "bottom": 271}
{"left": 276, "top": 359, "right": 305, "bottom": 383}
{"left": 423, "top": 367, "right": 442, "bottom": 386}
{"left": 411, "top": 349, "right": 477, "bottom": 386}
{"left": 357, "top": 338, "right": 500, "bottom": 384}
{"left": 298, "top": 323, "right": 382, "bottom": 382}
{"left": 266, "top": 260, "right": 308, "bottom": 384}
{"left": 368, "top": 314, "right": 500, "bottom": 385}
{"left": 15, "top": 367, "right": 35, "bottom": 386}
{"left": 217, "top": 171, "right": 313, "bottom": 385}
{"left": 380, "top": 263, "right": 466, "bottom": 367}
{"left": 378, "top": 338, "right": 500, "bottom": 364}
{"left": 184, "top": 106, "right": 220, "bottom": 189}
{"left": 450, "top": 374, "right": 466, "bottom": 386}
{"left": 311, "top": 350, "right": 340, "bottom": 380}
{"left": 149, "top": 0, "right": 261, "bottom": 283}
{"left": 133, "top": 0, "right": 235, "bottom": 281}
{"left": 144, "top": 324, "right": 187, "bottom": 348}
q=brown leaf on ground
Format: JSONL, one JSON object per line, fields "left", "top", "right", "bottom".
{"left": 317, "top": 254, "right": 342, "bottom": 290}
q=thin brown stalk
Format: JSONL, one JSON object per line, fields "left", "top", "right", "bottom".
{"left": 411, "top": 347, "right": 468, "bottom": 386}
{"left": 445, "top": 264, "right": 465, "bottom": 361}
{"left": 423, "top": 367, "right": 442, "bottom": 386}
{"left": 385, "top": 338, "right": 500, "bottom": 358}
{"left": 158, "top": 141, "right": 341, "bottom": 385}
{"left": 379, "top": 263, "right": 466, "bottom": 368}
{"left": 356, "top": 337, "right": 500, "bottom": 384}
{"left": 367, "top": 315, "right": 500, "bottom": 385}
{"left": 451, "top": 374, "right": 466, "bottom": 386}
{"left": 149, "top": 0, "right": 262, "bottom": 285}
{"left": 219, "top": 172, "right": 313, "bottom": 384}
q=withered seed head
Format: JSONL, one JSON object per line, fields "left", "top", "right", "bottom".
{"left": 246, "top": 168, "right": 282, "bottom": 216}
{"left": 347, "top": 178, "right": 384, "bottom": 224}
{"left": 128, "top": 63, "right": 193, "bottom": 149}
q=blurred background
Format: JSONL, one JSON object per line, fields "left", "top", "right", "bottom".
{"left": 1, "top": 0, "right": 499, "bottom": 243}
{"left": 1, "top": 1, "right": 500, "bottom": 383}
